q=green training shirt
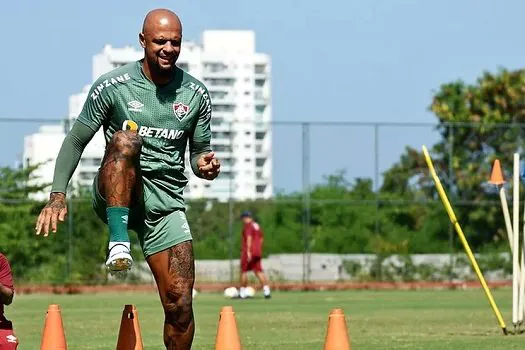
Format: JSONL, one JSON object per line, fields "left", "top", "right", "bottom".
{"left": 55, "top": 60, "right": 212, "bottom": 211}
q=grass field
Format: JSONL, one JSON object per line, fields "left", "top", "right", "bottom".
{"left": 6, "top": 288, "right": 525, "bottom": 349}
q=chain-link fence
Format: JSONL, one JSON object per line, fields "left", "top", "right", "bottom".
{"left": 1, "top": 118, "right": 520, "bottom": 285}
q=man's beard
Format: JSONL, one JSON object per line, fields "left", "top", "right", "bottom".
{"left": 152, "top": 57, "right": 177, "bottom": 77}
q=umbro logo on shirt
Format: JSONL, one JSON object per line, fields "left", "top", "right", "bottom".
{"left": 127, "top": 100, "right": 144, "bottom": 112}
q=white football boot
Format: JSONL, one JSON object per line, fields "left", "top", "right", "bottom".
{"left": 105, "top": 242, "right": 133, "bottom": 274}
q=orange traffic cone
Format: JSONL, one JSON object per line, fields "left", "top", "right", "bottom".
{"left": 40, "top": 304, "right": 67, "bottom": 350}
{"left": 324, "top": 308, "right": 351, "bottom": 350}
{"left": 489, "top": 159, "right": 505, "bottom": 185}
{"left": 215, "top": 306, "right": 241, "bottom": 350}
{"left": 116, "top": 304, "right": 144, "bottom": 350}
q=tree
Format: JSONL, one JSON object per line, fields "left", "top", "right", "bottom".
{"left": 0, "top": 164, "right": 60, "bottom": 281}
{"left": 382, "top": 68, "right": 525, "bottom": 251}
{"left": 0, "top": 164, "right": 49, "bottom": 200}
{"left": 0, "top": 164, "right": 110, "bottom": 284}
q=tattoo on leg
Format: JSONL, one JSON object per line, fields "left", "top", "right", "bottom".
{"left": 163, "top": 242, "right": 195, "bottom": 350}
{"left": 99, "top": 131, "right": 142, "bottom": 207}
{"left": 168, "top": 242, "right": 195, "bottom": 283}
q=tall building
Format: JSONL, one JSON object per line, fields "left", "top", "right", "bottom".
{"left": 23, "top": 30, "right": 272, "bottom": 202}
{"left": 23, "top": 125, "right": 67, "bottom": 201}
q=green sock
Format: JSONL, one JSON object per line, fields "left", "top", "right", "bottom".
{"left": 107, "top": 207, "right": 130, "bottom": 242}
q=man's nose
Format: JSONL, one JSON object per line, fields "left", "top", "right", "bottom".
{"left": 163, "top": 42, "right": 175, "bottom": 53}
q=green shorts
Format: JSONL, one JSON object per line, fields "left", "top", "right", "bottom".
{"left": 92, "top": 174, "right": 192, "bottom": 258}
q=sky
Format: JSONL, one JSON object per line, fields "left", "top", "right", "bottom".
{"left": 1, "top": 0, "right": 525, "bottom": 193}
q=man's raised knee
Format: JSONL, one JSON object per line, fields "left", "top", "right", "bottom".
{"left": 108, "top": 130, "right": 143, "bottom": 158}
{"left": 163, "top": 285, "right": 193, "bottom": 326}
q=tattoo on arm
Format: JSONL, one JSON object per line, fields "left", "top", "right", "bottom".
{"left": 47, "top": 193, "right": 66, "bottom": 208}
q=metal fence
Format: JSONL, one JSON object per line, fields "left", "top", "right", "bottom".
{"left": 1, "top": 118, "right": 521, "bottom": 284}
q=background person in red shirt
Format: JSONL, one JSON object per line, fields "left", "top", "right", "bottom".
{"left": 0, "top": 253, "right": 18, "bottom": 349}
{"left": 239, "top": 211, "right": 271, "bottom": 299}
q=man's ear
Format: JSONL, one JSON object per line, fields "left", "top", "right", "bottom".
{"left": 139, "top": 33, "right": 146, "bottom": 48}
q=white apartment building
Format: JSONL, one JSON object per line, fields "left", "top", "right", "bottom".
{"left": 23, "top": 125, "right": 67, "bottom": 201}
{"left": 23, "top": 30, "right": 272, "bottom": 202}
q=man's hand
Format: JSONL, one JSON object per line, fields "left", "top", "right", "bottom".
{"left": 0, "top": 282, "right": 13, "bottom": 305}
{"left": 197, "top": 152, "right": 221, "bottom": 180}
{"left": 35, "top": 192, "right": 68, "bottom": 237}
{"left": 247, "top": 251, "right": 252, "bottom": 262}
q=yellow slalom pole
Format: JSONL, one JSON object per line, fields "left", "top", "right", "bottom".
{"left": 422, "top": 145, "right": 508, "bottom": 335}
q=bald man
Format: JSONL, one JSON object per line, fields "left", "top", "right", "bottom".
{"left": 34, "top": 8, "right": 219, "bottom": 349}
